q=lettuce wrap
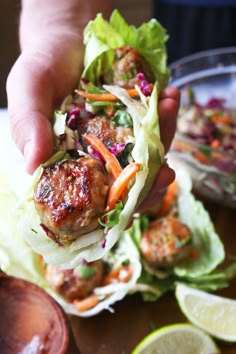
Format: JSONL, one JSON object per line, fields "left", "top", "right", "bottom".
{"left": 16, "top": 10, "right": 169, "bottom": 268}
{"left": 17, "top": 83, "right": 164, "bottom": 268}
{"left": 82, "top": 9, "right": 169, "bottom": 90}
{"left": 124, "top": 164, "right": 236, "bottom": 301}
{"left": 0, "top": 173, "right": 142, "bottom": 317}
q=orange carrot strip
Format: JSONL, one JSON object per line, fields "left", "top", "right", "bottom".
{"left": 38, "top": 254, "right": 47, "bottom": 274}
{"left": 75, "top": 85, "right": 154, "bottom": 102}
{"left": 83, "top": 133, "right": 122, "bottom": 179}
{"left": 211, "top": 115, "right": 231, "bottom": 124}
{"left": 102, "top": 268, "right": 121, "bottom": 285}
{"left": 171, "top": 139, "right": 193, "bottom": 153}
{"left": 193, "top": 151, "right": 211, "bottom": 165}
{"left": 102, "top": 265, "right": 133, "bottom": 286}
{"left": 106, "top": 162, "right": 141, "bottom": 211}
{"left": 38, "top": 254, "right": 44, "bottom": 265}
{"left": 210, "top": 139, "right": 221, "bottom": 149}
{"left": 73, "top": 294, "right": 100, "bottom": 312}
{"left": 75, "top": 88, "right": 140, "bottom": 101}
{"left": 158, "top": 180, "right": 178, "bottom": 217}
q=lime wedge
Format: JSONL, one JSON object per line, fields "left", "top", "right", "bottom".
{"left": 131, "top": 323, "right": 219, "bottom": 354}
{"left": 176, "top": 284, "right": 236, "bottom": 342}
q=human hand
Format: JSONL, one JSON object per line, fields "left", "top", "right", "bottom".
{"left": 7, "top": 0, "right": 179, "bottom": 217}
{"left": 6, "top": 0, "right": 111, "bottom": 174}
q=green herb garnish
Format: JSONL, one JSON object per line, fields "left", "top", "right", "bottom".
{"left": 99, "top": 200, "right": 123, "bottom": 228}
{"left": 76, "top": 264, "right": 96, "bottom": 280}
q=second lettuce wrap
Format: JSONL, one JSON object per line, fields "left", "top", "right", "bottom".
{"left": 124, "top": 164, "right": 236, "bottom": 301}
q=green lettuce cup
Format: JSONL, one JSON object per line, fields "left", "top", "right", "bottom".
{"left": 124, "top": 166, "right": 236, "bottom": 301}
{"left": 16, "top": 10, "right": 170, "bottom": 268}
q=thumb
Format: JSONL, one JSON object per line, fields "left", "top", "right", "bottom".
{"left": 6, "top": 53, "right": 55, "bottom": 174}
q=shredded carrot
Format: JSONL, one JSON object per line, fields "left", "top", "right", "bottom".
{"left": 75, "top": 88, "right": 139, "bottom": 101}
{"left": 172, "top": 139, "right": 193, "bottom": 153}
{"left": 210, "top": 139, "right": 221, "bottom": 149}
{"left": 75, "top": 84, "right": 153, "bottom": 102}
{"left": 193, "top": 151, "right": 211, "bottom": 165}
{"left": 158, "top": 180, "right": 178, "bottom": 217}
{"left": 211, "top": 115, "right": 231, "bottom": 124}
{"left": 38, "top": 254, "right": 44, "bottom": 265}
{"left": 102, "top": 265, "right": 133, "bottom": 286}
{"left": 38, "top": 254, "right": 47, "bottom": 274}
{"left": 106, "top": 162, "right": 141, "bottom": 211}
{"left": 83, "top": 133, "right": 122, "bottom": 179}
{"left": 73, "top": 294, "right": 100, "bottom": 312}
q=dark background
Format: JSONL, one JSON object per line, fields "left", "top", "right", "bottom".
{"left": 1, "top": 1, "right": 21, "bottom": 107}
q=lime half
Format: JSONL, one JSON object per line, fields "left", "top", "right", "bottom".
{"left": 131, "top": 323, "right": 219, "bottom": 354}
{"left": 176, "top": 284, "right": 236, "bottom": 342}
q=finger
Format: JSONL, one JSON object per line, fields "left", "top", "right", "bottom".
{"left": 150, "top": 162, "right": 176, "bottom": 191}
{"left": 137, "top": 163, "right": 175, "bottom": 214}
{"left": 159, "top": 86, "right": 180, "bottom": 152}
{"left": 6, "top": 53, "right": 55, "bottom": 174}
{"left": 159, "top": 86, "right": 180, "bottom": 103}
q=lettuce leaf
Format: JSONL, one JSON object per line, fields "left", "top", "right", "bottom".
{"left": 82, "top": 9, "right": 169, "bottom": 90}
{"left": 172, "top": 167, "right": 225, "bottom": 278}
{"left": 124, "top": 165, "right": 231, "bottom": 301}
{"left": 0, "top": 174, "right": 47, "bottom": 286}
{"left": 135, "top": 263, "right": 236, "bottom": 303}
{"left": 16, "top": 10, "right": 167, "bottom": 268}
{"left": 17, "top": 84, "right": 164, "bottom": 268}
{"left": 0, "top": 173, "right": 142, "bottom": 317}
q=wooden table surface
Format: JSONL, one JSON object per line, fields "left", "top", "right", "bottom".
{"left": 67, "top": 197, "right": 236, "bottom": 354}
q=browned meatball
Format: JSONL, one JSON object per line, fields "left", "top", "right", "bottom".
{"left": 78, "top": 116, "right": 117, "bottom": 147}
{"left": 46, "top": 260, "right": 104, "bottom": 302}
{"left": 34, "top": 157, "right": 109, "bottom": 242}
{"left": 103, "top": 46, "right": 155, "bottom": 89}
{"left": 77, "top": 116, "right": 133, "bottom": 147}
{"left": 140, "top": 216, "right": 193, "bottom": 267}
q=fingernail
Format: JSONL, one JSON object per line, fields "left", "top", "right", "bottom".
{"left": 24, "top": 141, "right": 32, "bottom": 160}
{"left": 24, "top": 141, "right": 34, "bottom": 174}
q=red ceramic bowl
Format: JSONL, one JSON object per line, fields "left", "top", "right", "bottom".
{"left": 0, "top": 273, "right": 78, "bottom": 354}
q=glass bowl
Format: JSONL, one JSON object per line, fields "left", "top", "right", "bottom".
{"left": 168, "top": 47, "right": 236, "bottom": 208}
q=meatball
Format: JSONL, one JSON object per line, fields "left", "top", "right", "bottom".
{"left": 140, "top": 216, "right": 193, "bottom": 267}
{"left": 78, "top": 116, "right": 117, "bottom": 147}
{"left": 34, "top": 157, "right": 109, "bottom": 242}
{"left": 103, "top": 46, "right": 155, "bottom": 89}
{"left": 46, "top": 260, "right": 104, "bottom": 302}
{"left": 77, "top": 115, "right": 133, "bottom": 148}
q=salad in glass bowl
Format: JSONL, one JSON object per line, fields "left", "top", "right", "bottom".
{"left": 169, "top": 47, "right": 236, "bottom": 208}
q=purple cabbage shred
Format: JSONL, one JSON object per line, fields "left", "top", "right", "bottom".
{"left": 137, "top": 72, "right": 152, "bottom": 96}
{"left": 108, "top": 143, "right": 126, "bottom": 155}
{"left": 40, "top": 223, "right": 64, "bottom": 248}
